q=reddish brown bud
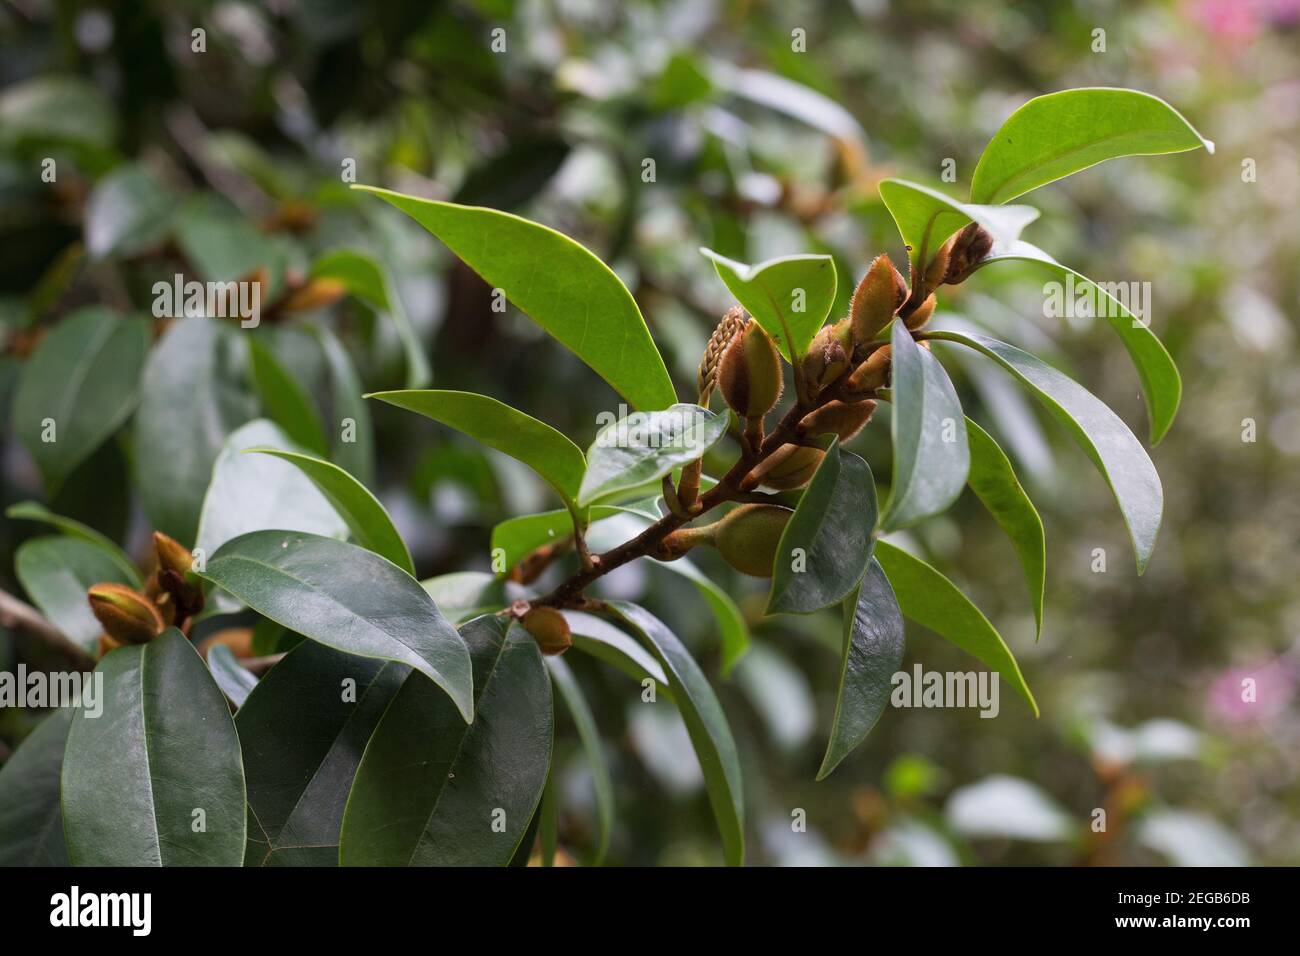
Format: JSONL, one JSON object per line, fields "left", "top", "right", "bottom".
{"left": 152, "top": 532, "right": 204, "bottom": 619}
{"left": 800, "top": 320, "right": 852, "bottom": 398}
{"left": 718, "top": 319, "right": 783, "bottom": 418}
{"left": 88, "top": 584, "right": 165, "bottom": 645}
{"left": 943, "top": 222, "right": 994, "bottom": 284}
{"left": 844, "top": 346, "right": 892, "bottom": 398}
{"left": 746, "top": 444, "right": 825, "bottom": 491}
{"left": 521, "top": 606, "right": 572, "bottom": 656}
{"left": 903, "top": 294, "right": 936, "bottom": 331}
{"left": 850, "top": 254, "right": 907, "bottom": 346}
{"left": 799, "top": 399, "right": 878, "bottom": 442}
{"left": 279, "top": 277, "right": 347, "bottom": 313}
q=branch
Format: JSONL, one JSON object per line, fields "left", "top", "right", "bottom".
{"left": 0, "top": 588, "right": 95, "bottom": 670}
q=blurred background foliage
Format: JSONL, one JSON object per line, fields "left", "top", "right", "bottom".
{"left": 2, "top": 0, "right": 1297, "bottom": 865}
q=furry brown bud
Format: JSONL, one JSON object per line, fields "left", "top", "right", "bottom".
{"left": 279, "top": 278, "right": 348, "bottom": 313}
{"left": 844, "top": 346, "right": 892, "bottom": 398}
{"left": 799, "top": 399, "right": 878, "bottom": 442}
{"left": 800, "top": 320, "right": 852, "bottom": 398}
{"left": 88, "top": 584, "right": 165, "bottom": 645}
{"left": 850, "top": 254, "right": 907, "bottom": 346}
{"left": 903, "top": 294, "right": 936, "bottom": 331}
{"left": 152, "top": 532, "right": 204, "bottom": 619}
{"left": 718, "top": 319, "right": 783, "bottom": 418}
{"left": 712, "top": 504, "right": 794, "bottom": 577}
{"left": 520, "top": 606, "right": 572, "bottom": 656}
{"left": 746, "top": 444, "right": 825, "bottom": 490}
{"left": 942, "top": 223, "right": 994, "bottom": 285}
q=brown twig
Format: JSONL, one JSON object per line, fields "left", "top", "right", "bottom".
{"left": 0, "top": 588, "right": 96, "bottom": 670}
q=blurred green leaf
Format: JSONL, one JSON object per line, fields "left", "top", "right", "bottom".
{"left": 15, "top": 536, "right": 135, "bottom": 650}
{"left": 6, "top": 501, "right": 142, "bottom": 587}
{"left": 564, "top": 610, "right": 669, "bottom": 689}
{"left": 420, "top": 572, "right": 511, "bottom": 624}
{"left": 84, "top": 165, "right": 174, "bottom": 259}
{"left": 547, "top": 655, "right": 614, "bottom": 866}
{"left": 207, "top": 644, "right": 258, "bottom": 709}
{"left": 248, "top": 338, "right": 328, "bottom": 454}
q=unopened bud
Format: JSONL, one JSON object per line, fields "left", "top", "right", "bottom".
{"left": 520, "top": 606, "right": 572, "bottom": 656}
{"left": 903, "top": 294, "right": 936, "bottom": 331}
{"left": 799, "top": 399, "right": 877, "bottom": 442}
{"left": 844, "top": 346, "right": 892, "bottom": 398}
{"left": 153, "top": 532, "right": 205, "bottom": 618}
{"left": 850, "top": 254, "right": 907, "bottom": 346}
{"left": 943, "top": 222, "right": 994, "bottom": 285}
{"left": 922, "top": 239, "right": 953, "bottom": 294}
{"left": 746, "top": 444, "right": 825, "bottom": 491}
{"left": 800, "top": 320, "right": 852, "bottom": 398}
{"left": 719, "top": 319, "right": 783, "bottom": 418}
{"left": 279, "top": 278, "right": 347, "bottom": 313}
{"left": 87, "top": 583, "right": 165, "bottom": 645}
{"left": 712, "top": 504, "right": 794, "bottom": 577}
{"left": 154, "top": 532, "right": 191, "bottom": 575}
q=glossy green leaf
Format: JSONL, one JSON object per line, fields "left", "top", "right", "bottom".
{"left": 340, "top": 615, "right": 552, "bottom": 865}
{"left": 6, "top": 500, "right": 142, "bottom": 587}
{"left": 0, "top": 707, "right": 74, "bottom": 865}
{"left": 564, "top": 610, "right": 669, "bottom": 690}
{"left": 85, "top": 164, "right": 173, "bottom": 259}
{"left": 607, "top": 601, "right": 744, "bottom": 866}
{"left": 817, "top": 561, "right": 904, "bottom": 780}
{"left": 195, "top": 420, "right": 348, "bottom": 559}
{"left": 135, "top": 318, "right": 255, "bottom": 542}
{"left": 882, "top": 321, "right": 970, "bottom": 530}
{"left": 490, "top": 505, "right": 627, "bottom": 572}
{"left": 547, "top": 656, "right": 614, "bottom": 866}
{"left": 878, "top": 178, "right": 1039, "bottom": 274}
{"left": 311, "top": 248, "right": 431, "bottom": 389}
{"left": 202, "top": 531, "right": 474, "bottom": 722}
{"left": 875, "top": 541, "right": 1038, "bottom": 715}
{"left": 927, "top": 330, "right": 1162, "bottom": 573}
{"left": 965, "top": 418, "right": 1046, "bottom": 638}
{"left": 62, "top": 629, "right": 247, "bottom": 865}
{"left": 977, "top": 240, "right": 1181, "bottom": 444}
{"left": 970, "top": 88, "right": 1214, "bottom": 205}
{"left": 700, "top": 248, "right": 836, "bottom": 362}
{"left": 248, "top": 338, "right": 328, "bottom": 455}
{"left": 207, "top": 645, "right": 259, "bottom": 709}
{"left": 768, "top": 439, "right": 877, "bottom": 614}
{"left": 371, "top": 389, "right": 586, "bottom": 507}
{"left": 355, "top": 187, "right": 676, "bottom": 411}
{"left": 314, "top": 327, "right": 375, "bottom": 489}
{"left": 420, "top": 572, "right": 512, "bottom": 624}
{"left": 12, "top": 307, "right": 149, "bottom": 495}
{"left": 579, "top": 404, "right": 726, "bottom": 507}
{"left": 237, "top": 641, "right": 405, "bottom": 866}
{"left": 15, "top": 536, "right": 136, "bottom": 650}
{"left": 245, "top": 447, "right": 413, "bottom": 575}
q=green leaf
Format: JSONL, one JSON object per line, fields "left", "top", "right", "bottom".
{"left": 607, "top": 602, "right": 744, "bottom": 866}
{"left": 977, "top": 240, "right": 1181, "bottom": 444}
{"left": 6, "top": 500, "right": 142, "bottom": 587}
{"left": 420, "top": 572, "right": 511, "bottom": 624}
{"left": 135, "top": 318, "right": 255, "bottom": 542}
{"left": 564, "top": 610, "right": 669, "bottom": 690}
{"left": 817, "top": 561, "right": 904, "bottom": 780}
{"left": 202, "top": 531, "right": 474, "bottom": 721}
{"left": 579, "top": 403, "right": 727, "bottom": 507}
{"left": 768, "top": 438, "right": 877, "bottom": 614}
{"left": 0, "top": 707, "right": 74, "bottom": 865}
{"left": 12, "top": 307, "right": 149, "bottom": 495}
{"left": 207, "top": 645, "right": 259, "bottom": 709}
{"left": 195, "top": 420, "right": 348, "bottom": 559}
{"left": 311, "top": 248, "right": 431, "bottom": 389}
{"left": 877, "top": 178, "right": 1039, "bottom": 274}
{"left": 245, "top": 447, "right": 413, "bottom": 575}
{"left": 370, "top": 389, "right": 586, "bottom": 507}
{"left": 882, "top": 321, "right": 970, "bottom": 530}
{"left": 354, "top": 187, "right": 676, "bottom": 410}
{"left": 965, "top": 418, "right": 1046, "bottom": 638}
{"left": 970, "top": 88, "right": 1214, "bottom": 205}
{"left": 248, "top": 338, "right": 328, "bottom": 455}
{"left": 490, "top": 506, "right": 627, "bottom": 572}
{"left": 15, "top": 536, "right": 136, "bottom": 650}
{"left": 237, "top": 641, "right": 405, "bottom": 866}
{"left": 85, "top": 164, "right": 173, "bottom": 259}
{"left": 927, "top": 330, "right": 1161, "bottom": 573}
{"left": 538, "top": 771, "right": 558, "bottom": 867}
{"left": 547, "top": 656, "right": 614, "bottom": 866}
{"left": 339, "top": 615, "right": 552, "bottom": 865}
{"left": 314, "top": 327, "right": 375, "bottom": 488}
{"left": 874, "top": 541, "right": 1038, "bottom": 715}
{"left": 62, "top": 629, "right": 247, "bottom": 865}
{"left": 700, "top": 249, "right": 836, "bottom": 362}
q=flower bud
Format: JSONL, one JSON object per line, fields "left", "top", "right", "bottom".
{"left": 800, "top": 320, "right": 852, "bottom": 398}
{"left": 922, "top": 239, "right": 953, "bottom": 294}
{"left": 153, "top": 532, "right": 205, "bottom": 618}
{"left": 746, "top": 444, "right": 825, "bottom": 490}
{"left": 520, "top": 606, "right": 572, "bottom": 656}
{"left": 844, "top": 346, "right": 892, "bottom": 398}
{"left": 712, "top": 504, "right": 794, "bottom": 577}
{"left": 87, "top": 583, "right": 165, "bottom": 645}
{"left": 903, "top": 294, "right": 936, "bottom": 331}
{"left": 943, "top": 222, "right": 994, "bottom": 285}
{"left": 850, "top": 254, "right": 907, "bottom": 346}
{"left": 718, "top": 318, "right": 783, "bottom": 418}
{"left": 279, "top": 278, "right": 348, "bottom": 313}
{"left": 799, "top": 399, "right": 877, "bottom": 442}
{"left": 154, "top": 531, "right": 191, "bottom": 575}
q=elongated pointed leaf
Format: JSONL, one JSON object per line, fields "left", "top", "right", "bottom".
{"left": 136, "top": 318, "right": 255, "bottom": 542}
{"left": 0, "top": 707, "right": 74, "bottom": 865}
{"left": 12, "top": 307, "right": 148, "bottom": 495}
{"left": 875, "top": 541, "right": 1037, "bottom": 715}
{"left": 421, "top": 572, "right": 512, "bottom": 624}
{"left": 883, "top": 322, "right": 970, "bottom": 530}
{"left": 970, "top": 88, "right": 1214, "bottom": 205}
{"left": 547, "top": 656, "right": 614, "bottom": 866}
{"left": 15, "top": 536, "right": 136, "bottom": 650}
{"left": 196, "top": 420, "right": 348, "bottom": 558}
{"left": 355, "top": 187, "right": 676, "bottom": 410}
{"left": 340, "top": 616, "right": 552, "bottom": 865}
{"left": 769, "top": 439, "right": 877, "bottom": 614}
{"left": 928, "top": 330, "right": 1162, "bottom": 572}
{"left": 237, "top": 641, "right": 405, "bottom": 866}
{"left": 564, "top": 610, "right": 669, "bottom": 689}
{"left": 370, "top": 389, "right": 585, "bottom": 506}
{"left": 700, "top": 249, "right": 836, "bottom": 361}
{"left": 966, "top": 418, "right": 1046, "bottom": 638}
{"left": 246, "top": 447, "right": 413, "bottom": 575}
{"left": 878, "top": 178, "right": 1038, "bottom": 273}
{"left": 6, "top": 500, "right": 142, "bottom": 587}
{"left": 580, "top": 404, "right": 726, "bottom": 506}
{"left": 207, "top": 645, "right": 259, "bottom": 708}
{"left": 607, "top": 601, "right": 744, "bottom": 866}
{"left": 817, "top": 561, "right": 904, "bottom": 780}
{"left": 248, "top": 337, "right": 328, "bottom": 454}
{"left": 314, "top": 327, "right": 375, "bottom": 488}
{"left": 62, "top": 629, "right": 247, "bottom": 865}
{"left": 202, "top": 531, "right": 474, "bottom": 722}
{"left": 978, "top": 240, "right": 1181, "bottom": 444}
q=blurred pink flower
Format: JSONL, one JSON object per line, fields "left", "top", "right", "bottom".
{"left": 1207, "top": 658, "right": 1296, "bottom": 725}
{"left": 1187, "top": 0, "right": 1300, "bottom": 45}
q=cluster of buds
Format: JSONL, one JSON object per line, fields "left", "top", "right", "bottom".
{"left": 88, "top": 532, "right": 205, "bottom": 656}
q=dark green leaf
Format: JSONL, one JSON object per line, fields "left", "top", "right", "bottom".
{"left": 564, "top": 610, "right": 669, "bottom": 690}
{"left": 248, "top": 337, "right": 328, "bottom": 454}
{"left": 0, "top": 707, "right": 74, "bottom": 865}
{"left": 579, "top": 403, "right": 727, "bottom": 506}
{"left": 6, "top": 500, "right": 142, "bottom": 587}
{"left": 700, "top": 249, "right": 836, "bottom": 362}
{"left": 420, "top": 572, "right": 512, "bottom": 624}
{"left": 546, "top": 656, "right": 614, "bottom": 866}
{"left": 84, "top": 164, "right": 173, "bottom": 259}
{"left": 15, "top": 536, "right": 135, "bottom": 650}
{"left": 314, "top": 327, "right": 375, "bottom": 489}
